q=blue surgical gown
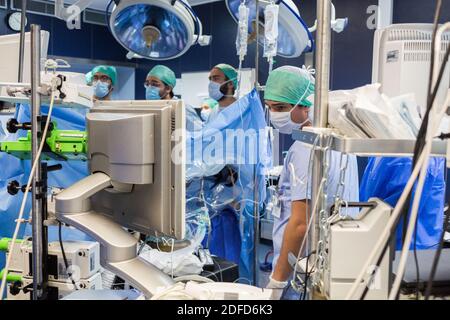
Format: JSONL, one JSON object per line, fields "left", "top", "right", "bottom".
{"left": 360, "top": 157, "right": 445, "bottom": 249}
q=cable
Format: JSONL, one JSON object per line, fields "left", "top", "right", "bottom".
{"left": 359, "top": 93, "right": 449, "bottom": 300}
{"left": 201, "top": 270, "right": 219, "bottom": 282}
{"left": 390, "top": 93, "right": 449, "bottom": 299}
{"left": 410, "top": 6, "right": 445, "bottom": 296}
{"left": 302, "top": 251, "right": 312, "bottom": 300}
{"left": 345, "top": 147, "right": 430, "bottom": 299}
{"left": 178, "top": 0, "right": 201, "bottom": 44}
{"left": 212, "top": 258, "right": 223, "bottom": 282}
{"left": 58, "top": 222, "right": 78, "bottom": 291}
{"left": 105, "top": 0, "right": 114, "bottom": 35}
{"left": 233, "top": 277, "right": 252, "bottom": 284}
{"left": 426, "top": 0, "right": 442, "bottom": 115}
{"left": 362, "top": 91, "right": 450, "bottom": 300}
{"left": 389, "top": 142, "right": 432, "bottom": 299}
{"left": 264, "top": 250, "right": 273, "bottom": 264}
{"left": 0, "top": 93, "right": 55, "bottom": 298}
{"left": 356, "top": 6, "right": 449, "bottom": 299}
{"left": 291, "top": 134, "right": 329, "bottom": 292}
{"left": 150, "top": 282, "right": 213, "bottom": 300}
{"left": 373, "top": 86, "right": 450, "bottom": 300}
{"left": 425, "top": 197, "right": 450, "bottom": 299}
{"left": 174, "top": 275, "right": 215, "bottom": 283}
{"left": 390, "top": 28, "right": 450, "bottom": 301}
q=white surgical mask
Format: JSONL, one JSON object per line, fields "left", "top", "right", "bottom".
{"left": 93, "top": 81, "right": 110, "bottom": 99}
{"left": 269, "top": 111, "right": 298, "bottom": 134}
{"left": 208, "top": 78, "right": 235, "bottom": 101}
{"left": 269, "top": 106, "right": 311, "bottom": 134}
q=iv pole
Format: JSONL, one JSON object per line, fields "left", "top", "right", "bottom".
{"left": 252, "top": 0, "right": 261, "bottom": 287}
{"left": 30, "top": 24, "right": 49, "bottom": 300}
{"left": 18, "top": 0, "right": 27, "bottom": 82}
{"left": 309, "top": 0, "right": 331, "bottom": 299}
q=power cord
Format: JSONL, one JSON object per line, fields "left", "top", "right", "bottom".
{"left": 360, "top": 1, "right": 448, "bottom": 299}
{"left": 425, "top": 196, "right": 450, "bottom": 299}
{"left": 436, "top": 132, "right": 450, "bottom": 140}
{"left": 58, "top": 222, "right": 78, "bottom": 291}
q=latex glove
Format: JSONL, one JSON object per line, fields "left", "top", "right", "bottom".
{"left": 266, "top": 275, "right": 288, "bottom": 300}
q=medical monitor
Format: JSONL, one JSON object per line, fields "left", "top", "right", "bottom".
{"left": 0, "top": 31, "right": 50, "bottom": 83}
{"left": 86, "top": 99, "right": 186, "bottom": 239}
{"left": 372, "top": 24, "right": 450, "bottom": 113}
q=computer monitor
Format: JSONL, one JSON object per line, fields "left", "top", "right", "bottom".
{"left": 55, "top": 99, "right": 186, "bottom": 295}
{"left": 0, "top": 31, "right": 50, "bottom": 83}
{"left": 86, "top": 99, "right": 186, "bottom": 239}
{"left": 372, "top": 24, "right": 450, "bottom": 114}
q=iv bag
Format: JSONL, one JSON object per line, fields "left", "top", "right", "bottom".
{"left": 263, "top": 4, "right": 279, "bottom": 59}
{"left": 236, "top": 2, "right": 249, "bottom": 60}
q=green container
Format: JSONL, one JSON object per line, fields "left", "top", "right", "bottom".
{"left": 0, "top": 269, "right": 22, "bottom": 283}
{"left": 0, "top": 125, "right": 87, "bottom": 161}
{"left": 0, "top": 238, "right": 23, "bottom": 252}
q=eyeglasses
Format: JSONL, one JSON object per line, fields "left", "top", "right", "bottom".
{"left": 144, "top": 80, "right": 164, "bottom": 88}
{"left": 266, "top": 104, "right": 293, "bottom": 112}
{"left": 93, "top": 74, "right": 112, "bottom": 83}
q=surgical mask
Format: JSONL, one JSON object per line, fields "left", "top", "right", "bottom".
{"left": 201, "top": 109, "right": 211, "bottom": 121}
{"left": 208, "top": 79, "right": 235, "bottom": 101}
{"left": 269, "top": 106, "right": 311, "bottom": 134}
{"left": 269, "top": 75, "right": 314, "bottom": 134}
{"left": 93, "top": 81, "right": 110, "bottom": 99}
{"left": 146, "top": 86, "right": 161, "bottom": 100}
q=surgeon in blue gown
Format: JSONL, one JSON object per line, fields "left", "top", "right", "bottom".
{"left": 186, "top": 84, "right": 269, "bottom": 281}
{"left": 200, "top": 64, "right": 242, "bottom": 265}
{"left": 360, "top": 157, "right": 446, "bottom": 249}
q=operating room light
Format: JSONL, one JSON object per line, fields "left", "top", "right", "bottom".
{"left": 226, "top": 0, "right": 314, "bottom": 58}
{"left": 110, "top": 0, "right": 205, "bottom": 60}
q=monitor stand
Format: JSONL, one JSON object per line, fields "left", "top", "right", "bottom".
{"left": 55, "top": 172, "right": 174, "bottom": 297}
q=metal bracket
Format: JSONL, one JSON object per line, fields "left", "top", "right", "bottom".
{"left": 54, "top": 0, "right": 94, "bottom": 21}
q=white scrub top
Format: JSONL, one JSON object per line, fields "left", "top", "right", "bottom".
{"left": 272, "top": 141, "right": 359, "bottom": 268}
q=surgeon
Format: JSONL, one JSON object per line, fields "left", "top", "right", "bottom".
{"left": 200, "top": 98, "right": 219, "bottom": 122}
{"left": 208, "top": 64, "right": 238, "bottom": 109}
{"left": 145, "top": 65, "right": 176, "bottom": 100}
{"left": 263, "top": 66, "right": 359, "bottom": 295}
{"left": 145, "top": 65, "right": 202, "bottom": 131}
{"left": 360, "top": 157, "right": 445, "bottom": 250}
{"left": 86, "top": 65, "right": 117, "bottom": 101}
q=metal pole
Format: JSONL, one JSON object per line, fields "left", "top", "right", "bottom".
{"left": 252, "top": 0, "right": 261, "bottom": 286}
{"left": 309, "top": 0, "right": 331, "bottom": 298}
{"left": 255, "top": 0, "right": 260, "bottom": 88}
{"left": 253, "top": 165, "right": 259, "bottom": 286}
{"left": 31, "top": 24, "right": 45, "bottom": 300}
{"left": 18, "top": 0, "right": 28, "bottom": 82}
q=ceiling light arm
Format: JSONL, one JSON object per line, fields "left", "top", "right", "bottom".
{"left": 55, "top": 0, "right": 94, "bottom": 21}
{"left": 177, "top": 0, "right": 211, "bottom": 46}
{"left": 308, "top": 1, "right": 348, "bottom": 34}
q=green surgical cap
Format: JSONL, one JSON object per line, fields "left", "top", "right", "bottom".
{"left": 202, "top": 98, "right": 219, "bottom": 110}
{"left": 85, "top": 71, "right": 93, "bottom": 85}
{"left": 147, "top": 65, "right": 176, "bottom": 88}
{"left": 214, "top": 63, "right": 238, "bottom": 89}
{"left": 87, "top": 65, "right": 118, "bottom": 86}
{"left": 264, "top": 66, "right": 315, "bottom": 107}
